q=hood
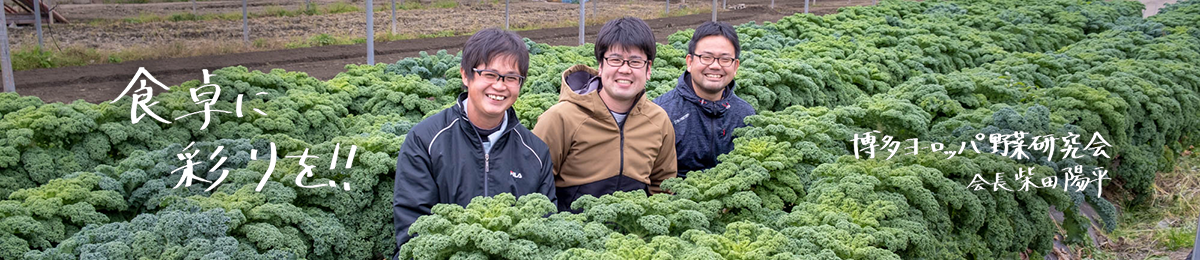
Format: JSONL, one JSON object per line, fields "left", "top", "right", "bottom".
{"left": 675, "top": 71, "right": 738, "bottom": 117}
{"left": 561, "top": 64, "right": 601, "bottom": 99}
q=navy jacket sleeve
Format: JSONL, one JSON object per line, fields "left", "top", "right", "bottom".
{"left": 393, "top": 130, "right": 437, "bottom": 252}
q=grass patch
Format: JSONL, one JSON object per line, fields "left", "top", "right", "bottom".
{"left": 310, "top": 33, "right": 341, "bottom": 46}
{"left": 263, "top": 6, "right": 306, "bottom": 17}
{"left": 11, "top": 41, "right": 255, "bottom": 71}
{"left": 103, "top": 2, "right": 358, "bottom": 24}
{"left": 10, "top": 29, "right": 452, "bottom": 71}
{"left": 167, "top": 12, "right": 203, "bottom": 22}
{"left": 102, "top": 0, "right": 195, "bottom": 3}
{"left": 12, "top": 47, "right": 57, "bottom": 70}
{"left": 431, "top": 0, "right": 457, "bottom": 9}
{"left": 121, "top": 12, "right": 166, "bottom": 23}
{"left": 418, "top": 30, "right": 458, "bottom": 39}
{"left": 662, "top": 5, "right": 712, "bottom": 18}
{"left": 283, "top": 33, "right": 367, "bottom": 49}
{"left": 384, "top": 0, "right": 457, "bottom": 10}
{"left": 1152, "top": 225, "right": 1196, "bottom": 250}
{"left": 374, "top": 0, "right": 460, "bottom": 12}
{"left": 99, "top": 0, "right": 522, "bottom": 25}
{"left": 12, "top": 46, "right": 120, "bottom": 71}
{"left": 252, "top": 38, "right": 269, "bottom": 48}
{"left": 323, "top": 2, "right": 360, "bottom": 14}
{"left": 397, "top": 2, "right": 423, "bottom": 10}
{"left": 375, "top": 32, "right": 416, "bottom": 42}
{"left": 1099, "top": 148, "right": 1200, "bottom": 258}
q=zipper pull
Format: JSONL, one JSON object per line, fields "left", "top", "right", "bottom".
{"left": 484, "top": 153, "right": 490, "bottom": 196}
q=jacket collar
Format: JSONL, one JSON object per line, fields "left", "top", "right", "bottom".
{"left": 675, "top": 71, "right": 736, "bottom": 117}
{"left": 452, "top": 92, "right": 521, "bottom": 135}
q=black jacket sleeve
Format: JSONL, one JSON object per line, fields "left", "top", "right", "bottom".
{"left": 538, "top": 141, "right": 557, "bottom": 205}
{"left": 393, "top": 131, "right": 437, "bottom": 252}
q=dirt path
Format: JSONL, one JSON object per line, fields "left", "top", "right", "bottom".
{"left": 11, "top": 0, "right": 863, "bottom": 104}
{"left": 1142, "top": 0, "right": 1180, "bottom": 17}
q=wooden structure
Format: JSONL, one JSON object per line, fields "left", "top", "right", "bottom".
{"left": 4, "top": 0, "right": 69, "bottom": 25}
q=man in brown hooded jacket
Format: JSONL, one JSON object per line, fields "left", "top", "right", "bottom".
{"left": 533, "top": 17, "right": 677, "bottom": 212}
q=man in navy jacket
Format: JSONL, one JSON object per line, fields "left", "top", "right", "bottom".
{"left": 653, "top": 21, "right": 756, "bottom": 178}
{"left": 393, "top": 28, "right": 555, "bottom": 254}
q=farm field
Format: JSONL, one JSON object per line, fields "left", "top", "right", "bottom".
{"left": 1, "top": 0, "right": 1198, "bottom": 259}
{"left": 8, "top": 0, "right": 853, "bottom": 104}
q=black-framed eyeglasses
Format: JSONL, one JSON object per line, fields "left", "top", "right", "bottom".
{"left": 472, "top": 68, "right": 525, "bottom": 86}
{"left": 690, "top": 53, "right": 737, "bottom": 67}
{"left": 602, "top": 57, "right": 650, "bottom": 69}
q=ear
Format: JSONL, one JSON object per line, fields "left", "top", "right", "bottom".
{"left": 459, "top": 68, "right": 470, "bottom": 91}
{"left": 646, "top": 61, "right": 653, "bottom": 77}
{"left": 684, "top": 55, "right": 693, "bottom": 71}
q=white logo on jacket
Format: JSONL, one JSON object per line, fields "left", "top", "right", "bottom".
{"left": 673, "top": 113, "right": 690, "bottom": 125}
{"left": 510, "top": 171, "right": 523, "bottom": 179}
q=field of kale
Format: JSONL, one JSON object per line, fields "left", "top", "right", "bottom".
{"left": 1, "top": 0, "right": 1199, "bottom": 259}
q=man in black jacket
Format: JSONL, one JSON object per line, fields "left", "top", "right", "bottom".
{"left": 653, "top": 21, "right": 756, "bottom": 179}
{"left": 392, "top": 28, "right": 555, "bottom": 254}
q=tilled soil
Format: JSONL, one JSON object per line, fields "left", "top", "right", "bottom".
{"left": 10, "top": 1, "right": 681, "bottom": 51}
{"left": 13, "top": 0, "right": 858, "bottom": 104}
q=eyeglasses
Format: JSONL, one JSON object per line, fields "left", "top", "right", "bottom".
{"left": 472, "top": 68, "right": 525, "bottom": 86}
{"left": 602, "top": 57, "right": 650, "bottom": 69}
{"left": 690, "top": 53, "right": 737, "bottom": 67}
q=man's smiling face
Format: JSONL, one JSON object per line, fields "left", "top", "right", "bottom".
{"left": 687, "top": 35, "right": 739, "bottom": 100}
{"left": 599, "top": 44, "right": 652, "bottom": 104}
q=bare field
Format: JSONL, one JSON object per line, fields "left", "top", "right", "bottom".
{"left": 10, "top": 1, "right": 691, "bottom": 52}
{"left": 13, "top": 0, "right": 847, "bottom": 104}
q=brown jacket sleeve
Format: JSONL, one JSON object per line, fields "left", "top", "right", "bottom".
{"left": 648, "top": 121, "right": 678, "bottom": 194}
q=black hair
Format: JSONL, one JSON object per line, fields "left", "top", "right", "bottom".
{"left": 594, "top": 17, "right": 657, "bottom": 65}
{"left": 461, "top": 28, "right": 530, "bottom": 82}
{"left": 688, "top": 21, "right": 740, "bottom": 59}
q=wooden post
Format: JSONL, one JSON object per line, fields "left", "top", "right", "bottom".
{"left": 804, "top": 0, "right": 809, "bottom": 14}
{"left": 666, "top": 0, "right": 669, "bottom": 14}
{"left": 505, "top": 0, "right": 510, "bottom": 30}
{"left": 0, "top": 9, "right": 14, "bottom": 93}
